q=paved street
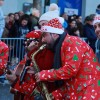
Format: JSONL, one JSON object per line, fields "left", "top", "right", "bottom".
{"left": 0, "top": 84, "right": 13, "bottom": 100}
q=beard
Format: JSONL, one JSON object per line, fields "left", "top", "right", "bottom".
{"left": 46, "top": 43, "right": 54, "bottom": 49}
{"left": 42, "top": 40, "right": 55, "bottom": 49}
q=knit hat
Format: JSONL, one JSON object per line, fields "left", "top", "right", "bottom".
{"left": 41, "top": 18, "right": 64, "bottom": 34}
{"left": 24, "top": 30, "right": 41, "bottom": 48}
{"left": 26, "top": 30, "right": 41, "bottom": 39}
{"left": 93, "top": 14, "right": 100, "bottom": 25}
{"left": 39, "top": 10, "right": 59, "bottom": 23}
{"left": 39, "top": 11, "right": 64, "bottom": 26}
{"left": 49, "top": 3, "right": 59, "bottom": 11}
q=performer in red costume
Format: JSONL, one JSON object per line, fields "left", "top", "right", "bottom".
{"left": 35, "top": 18, "right": 100, "bottom": 100}
{"left": 6, "top": 30, "right": 55, "bottom": 100}
{"left": 0, "top": 41, "right": 9, "bottom": 75}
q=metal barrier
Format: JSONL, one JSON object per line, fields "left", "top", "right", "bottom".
{"left": 0, "top": 37, "right": 88, "bottom": 68}
{"left": 1, "top": 38, "right": 25, "bottom": 67}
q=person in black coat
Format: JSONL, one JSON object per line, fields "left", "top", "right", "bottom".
{"left": 83, "top": 15, "right": 97, "bottom": 52}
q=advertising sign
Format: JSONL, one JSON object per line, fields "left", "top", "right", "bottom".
{"left": 65, "top": 8, "right": 78, "bottom": 16}
{"left": 58, "top": 0, "right": 82, "bottom": 15}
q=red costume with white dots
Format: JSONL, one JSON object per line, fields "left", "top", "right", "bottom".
{"left": 38, "top": 35, "right": 100, "bottom": 100}
{"left": 11, "top": 31, "right": 55, "bottom": 100}
{"left": 0, "top": 41, "right": 9, "bottom": 75}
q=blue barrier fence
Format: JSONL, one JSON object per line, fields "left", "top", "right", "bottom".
{"left": 1, "top": 38, "right": 25, "bottom": 67}
{"left": 1, "top": 37, "right": 88, "bottom": 66}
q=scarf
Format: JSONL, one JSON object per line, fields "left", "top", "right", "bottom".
{"left": 53, "top": 32, "right": 67, "bottom": 87}
{"left": 53, "top": 32, "right": 67, "bottom": 69}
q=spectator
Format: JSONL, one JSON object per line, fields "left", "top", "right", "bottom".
{"left": 96, "top": 4, "right": 100, "bottom": 14}
{"left": 67, "top": 19, "right": 77, "bottom": 35}
{"left": 9, "top": 14, "right": 31, "bottom": 38}
{"left": 90, "top": 14, "right": 95, "bottom": 20}
{"left": 83, "top": 15, "right": 97, "bottom": 52}
{"left": 61, "top": 12, "right": 68, "bottom": 32}
{"left": 14, "top": 12, "right": 20, "bottom": 25}
{"left": 69, "top": 27, "right": 80, "bottom": 37}
{"left": 18, "top": 11, "right": 24, "bottom": 17}
{"left": 8, "top": 14, "right": 31, "bottom": 62}
{"left": 1, "top": 27, "right": 9, "bottom": 38}
{"left": 1, "top": 15, "right": 9, "bottom": 38}
{"left": 6, "top": 13, "right": 15, "bottom": 31}
{"left": 30, "top": 8, "right": 40, "bottom": 30}
{"left": 72, "top": 14, "right": 77, "bottom": 19}
{"left": 11, "top": 12, "right": 20, "bottom": 37}
{"left": 61, "top": 12, "right": 69, "bottom": 23}
{"left": 76, "top": 15, "right": 84, "bottom": 37}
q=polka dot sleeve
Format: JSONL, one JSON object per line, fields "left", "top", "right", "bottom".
{"left": 0, "top": 43, "right": 9, "bottom": 75}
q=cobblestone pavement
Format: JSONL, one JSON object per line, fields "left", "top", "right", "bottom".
{"left": 0, "top": 84, "right": 13, "bottom": 100}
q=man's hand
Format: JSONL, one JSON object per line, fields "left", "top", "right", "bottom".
{"left": 6, "top": 70, "right": 17, "bottom": 83}
{"left": 35, "top": 72, "right": 40, "bottom": 82}
{"left": 26, "top": 66, "right": 35, "bottom": 74}
{"left": 28, "top": 41, "right": 39, "bottom": 51}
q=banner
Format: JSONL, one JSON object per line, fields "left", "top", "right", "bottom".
{"left": 58, "top": 0, "right": 82, "bottom": 15}
{"left": 65, "top": 8, "right": 78, "bottom": 16}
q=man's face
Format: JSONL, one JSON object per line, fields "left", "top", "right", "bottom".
{"left": 94, "top": 22, "right": 100, "bottom": 38}
{"left": 70, "top": 21, "right": 76, "bottom": 28}
{"left": 9, "top": 14, "right": 14, "bottom": 21}
{"left": 14, "top": 14, "right": 19, "bottom": 20}
{"left": 41, "top": 32, "right": 55, "bottom": 49}
{"left": 21, "top": 19, "right": 28, "bottom": 26}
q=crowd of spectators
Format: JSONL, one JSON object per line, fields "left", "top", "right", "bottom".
{"left": 2, "top": 9, "right": 40, "bottom": 38}
{"left": 2, "top": 11, "right": 96, "bottom": 40}
{"left": 61, "top": 13, "right": 98, "bottom": 53}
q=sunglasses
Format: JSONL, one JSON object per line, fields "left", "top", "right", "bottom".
{"left": 23, "top": 38, "right": 39, "bottom": 46}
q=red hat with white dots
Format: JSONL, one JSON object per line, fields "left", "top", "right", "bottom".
{"left": 41, "top": 18, "right": 64, "bottom": 34}
{"left": 26, "top": 30, "right": 41, "bottom": 39}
